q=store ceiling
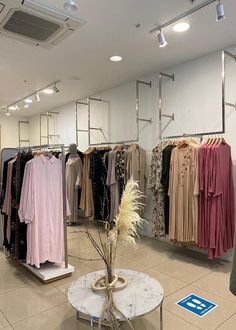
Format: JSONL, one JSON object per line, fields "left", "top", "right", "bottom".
{"left": 0, "top": 0, "right": 236, "bottom": 117}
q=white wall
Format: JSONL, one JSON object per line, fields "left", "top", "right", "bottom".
{"left": 0, "top": 114, "right": 28, "bottom": 149}
{"left": 28, "top": 45, "right": 236, "bottom": 241}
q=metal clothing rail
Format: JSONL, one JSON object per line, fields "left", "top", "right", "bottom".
{"left": 75, "top": 80, "right": 152, "bottom": 146}
{"left": 160, "top": 49, "right": 236, "bottom": 140}
{"left": 0, "top": 144, "right": 73, "bottom": 282}
{"left": 18, "top": 121, "right": 29, "bottom": 147}
{"left": 40, "top": 112, "right": 60, "bottom": 146}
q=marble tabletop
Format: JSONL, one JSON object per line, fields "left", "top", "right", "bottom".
{"left": 67, "top": 269, "right": 164, "bottom": 321}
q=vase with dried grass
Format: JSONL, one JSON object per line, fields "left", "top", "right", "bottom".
{"left": 81, "top": 178, "right": 144, "bottom": 329}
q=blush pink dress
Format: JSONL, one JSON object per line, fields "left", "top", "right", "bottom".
{"left": 18, "top": 155, "right": 65, "bottom": 268}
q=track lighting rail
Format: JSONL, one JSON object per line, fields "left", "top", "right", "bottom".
{"left": 149, "top": 0, "right": 220, "bottom": 34}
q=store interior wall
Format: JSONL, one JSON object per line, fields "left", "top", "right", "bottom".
{"left": 26, "top": 45, "right": 236, "bottom": 240}
{"left": 0, "top": 114, "right": 28, "bottom": 149}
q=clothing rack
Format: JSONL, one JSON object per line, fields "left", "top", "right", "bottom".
{"left": 75, "top": 80, "right": 152, "bottom": 146}
{"left": 0, "top": 144, "right": 74, "bottom": 283}
{"left": 160, "top": 49, "right": 236, "bottom": 140}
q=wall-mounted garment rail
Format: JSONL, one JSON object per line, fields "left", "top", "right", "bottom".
{"left": 18, "top": 121, "right": 29, "bottom": 147}
{"left": 159, "top": 73, "right": 175, "bottom": 140}
{"left": 160, "top": 49, "right": 236, "bottom": 140}
{"left": 0, "top": 144, "right": 74, "bottom": 283}
{"left": 40, "top": 112, "right": 60, "bottom": 146}
{"left": 75, "top": 80, "right": 152, "bottom": 146}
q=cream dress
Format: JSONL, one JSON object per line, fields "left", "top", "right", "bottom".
{"left": 66, "top": 155, "right": 83, "bottom": 223}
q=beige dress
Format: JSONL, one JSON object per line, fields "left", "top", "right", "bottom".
{"left": 168, "top": 145, "right": 199, "bottom": 245}
{"left": 79, "top": 153, "right": 94, "bottom": 218}
{"left": 125, "top": 145, "right": 146, "bottom": 197}
{"left": 66, "top": 155, "right": 83, "bottom": 223}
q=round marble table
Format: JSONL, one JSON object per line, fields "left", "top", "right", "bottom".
{"left": 68, "top": 269, "right": 164, "bottom": 329}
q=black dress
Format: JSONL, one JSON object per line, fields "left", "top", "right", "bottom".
{"left": 90, "top": 149, "right": 110, "bottom": 222}
{"left": 161, "top": 145, "right": 176, "bottom": 234}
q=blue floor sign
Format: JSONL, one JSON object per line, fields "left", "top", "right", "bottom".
{"left": 176, "top": 294, "right": 217, "bottom": 317}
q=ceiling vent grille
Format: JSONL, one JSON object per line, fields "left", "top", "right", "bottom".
{"left": 3, "top": 10, "right": 62, "bottom": 42}
{"left": 0, "top": 0, "right": 86, "bottom": 48}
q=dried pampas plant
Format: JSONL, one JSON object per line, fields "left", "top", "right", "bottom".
{"left": 109, "top": 179, "right": 144, "bottom": 249}
{"left": 77, "top": 179, "right": 144, "bottom": 330}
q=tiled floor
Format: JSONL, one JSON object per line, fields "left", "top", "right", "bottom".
{"left": 0, "top": 223, "right": 235, "bottom": 329}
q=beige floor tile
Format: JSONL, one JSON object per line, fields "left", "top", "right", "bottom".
{"left": 144, "top": 268, "right": 187, "bottom": 297}
{"left": 154, "top": 257, "right": 212, "bottom": 283}
{"left": 124, "top": 247, "right": 171, "bottom": 268}
{"left": 217, "top": 313, "right": 236, "bottom": 330}
{"left": 12, "top": 303, "right": 99, "bottom": 330}
{"left": 192, "top": 271, "right": 236, "bottom": 303}
{"left": 0, "top": 259, "right": 33, "bottom": 295}
{"left": 121, "top": 308, "right": 200, "bottom": 330}
{"left": 0, "top": 311, "right": 10, "bottom": 329}
{"left": 0, "top": 284, "right": 66, "bottom": 324}
{"left": 164, "top": 286, "right": 236, "bottom": 330}
{"left": 53, "top": 260, "right": 94, "bottom": 294}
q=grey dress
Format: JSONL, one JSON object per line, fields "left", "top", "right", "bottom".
{"left": 66, "top": 155, "right": 83, "bottom": 223}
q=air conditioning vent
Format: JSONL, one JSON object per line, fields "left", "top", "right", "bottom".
{"left": 0, "top": 0, "right": 86, "bottom": 48}
{"left": 3, "top": 10, "right": 62, "bottom": 42}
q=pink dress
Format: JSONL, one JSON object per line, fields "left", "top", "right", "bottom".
{"left": 18, "top": 155, "right": 65, "bottom": 268}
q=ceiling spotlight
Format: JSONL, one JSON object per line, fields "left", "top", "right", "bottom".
{"left": 53, "top": 84, "right": 60, "bottom": 94}
{"left": 173, "top": 22, "right": 190, "bottom": 32}
{"left": 35, "top": 93, "right": 40, "bottom": 102}
{"left": 158, "top": 30, "right": 167, "bottom": 48}
{"left": 24, "top": 98, "right": 32, "bottom": 104}
{"left": 64, "top": 0, "right": 78, "bottom": 12}
{"left": 8, "top": 104, "right": 19, "bottom": 111}
{"left": 109, "top": 56, "right": 123, "bottom": 62}
{"left": 5, "top": 110, "right": 11, "bottom": 116}
{"left": 216, "top": 0, "right": 225, "bottom": 21}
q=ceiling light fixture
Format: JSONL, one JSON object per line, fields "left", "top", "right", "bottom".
{"left": 43, "top": 88, "right": 54, "bottom": 95}
{"left": 173, "top": 22, "right": 190, "bottom": 32}
{"left": 5, "top": 110, "right": 11, "bottom": 116}
{"left": 109, "top": 55, "right": 123, "bottom": 62}
{"left": 53, "top": 84, "right": 60, "bottom": 94}
{"left": 8, "top": 104, "right": 19, "bottom": 111}
{"left": 158, "top": 30, "right": 167, "bottom": 48}
{"left": 149, "top": 0, "right": 226, "bottom": 47}
{"left": 24, "top": 98, "right": 32, "bottom": 104}
{"left": 35, "top": 93, "right": 40, "bottom": 102}
{"left": 64, "top": 0, "right": 78, "bottom": 12}
{"left": 4, "top": 80, "right": 60, "bottom": 114}
{"left": 24, "top": 102, "right": 30, "bottom": 108}
{"left": 216, "top": 0, "right": 225, "bottom": 21}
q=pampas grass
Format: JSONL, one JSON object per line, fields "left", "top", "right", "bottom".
{"left": 109, "top": 179, "right": 144, "bottom": 248}
{"left": 83, "top": 179, "right": 144, "bottom": 330}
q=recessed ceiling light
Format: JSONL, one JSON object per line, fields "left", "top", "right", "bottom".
{"left": 173, "top": 22, "right": 190, "bottom": 32}
{"left": 109, "top": 56, "right": 123, "bottom": 62}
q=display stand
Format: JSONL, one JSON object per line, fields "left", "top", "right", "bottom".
{"left": 0, "top": 144, "right": 74, "bottom": 283}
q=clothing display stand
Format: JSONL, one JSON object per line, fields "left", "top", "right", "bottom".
{"left": 0, "top": 144, "right": 74, "bottom": 284}
{"left": 75, "top": 80, "right": 152, "bottom": 146}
